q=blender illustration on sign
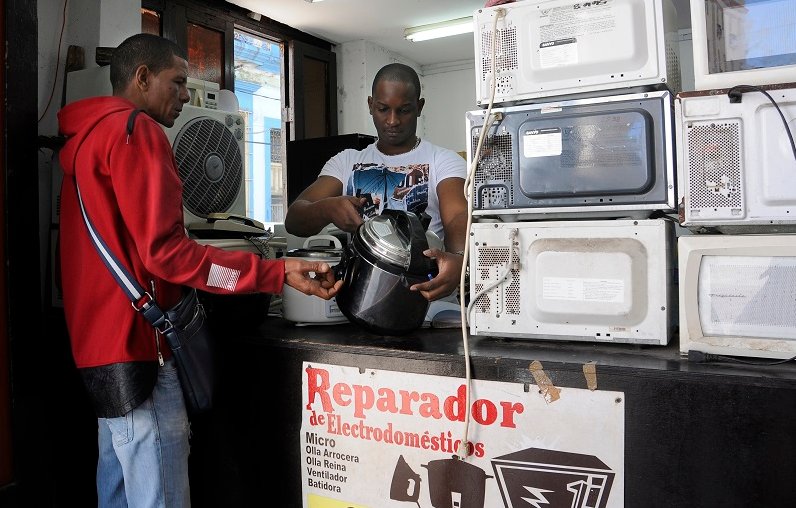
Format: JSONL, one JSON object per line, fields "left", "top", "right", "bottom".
{"left": 389, "top": 447, "right": 615, "bottom": 508}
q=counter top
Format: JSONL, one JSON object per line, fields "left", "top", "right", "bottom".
{"left": 234, "top": 317, "right": 796, "bottom": 388}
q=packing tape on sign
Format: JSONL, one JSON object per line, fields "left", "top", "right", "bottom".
{"left": 529, "top": 360, "right": 560, "bottom": 403}
{"left": 583, "top": 361, "right": 597, "bottom": 391}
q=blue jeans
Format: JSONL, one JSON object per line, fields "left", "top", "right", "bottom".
{"left": 96, "top": 359, "right": 191, "bottom": 508}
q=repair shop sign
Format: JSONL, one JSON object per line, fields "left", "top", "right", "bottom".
{"left": 301, "top": 362, "right": 625, "bottom": 508}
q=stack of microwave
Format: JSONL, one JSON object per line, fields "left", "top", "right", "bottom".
{"left": 675, "top": 0, "right": 796, "bottom": 360}
{"left": 465, "top": 0, "right": 681, "bottom": 347}
{"left": 464, "top": 0, "right": 796, "bottom": 361}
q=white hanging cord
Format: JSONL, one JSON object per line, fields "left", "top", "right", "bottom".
{"left": 457, "top": 7, "right": 507, "bottom": 460}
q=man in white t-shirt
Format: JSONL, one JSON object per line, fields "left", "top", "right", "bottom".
{"left": 284, "top": 63, "right": 468, "bottom": 301}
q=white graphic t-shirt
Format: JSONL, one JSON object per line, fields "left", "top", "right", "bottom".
{"left": 318, "top": 139, "right": 467, "bottom": 242}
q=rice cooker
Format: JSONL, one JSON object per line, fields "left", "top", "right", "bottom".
{"left": 282, "top": 235, "right": 348, "bottom": 325}
{"left": 333, "top": 210, "right": 439, "bottom": 335}
{"left": 421, "top": 456, "right": 492, "bottom": 508}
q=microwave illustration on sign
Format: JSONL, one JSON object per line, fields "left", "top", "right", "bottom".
{"left": 466, "top": 89, "right": 676, "bottom": 221}
{"left": 492, "top": 448, "right": 615, "bottom": 508}
{"left": 678, "top": 234, "right": 796, "bottom": 360}
{"left": 468, "top": 219, "right": 675, "bottom": 345}
{"left": 690, "top": 0, "right": 796, "bottom": 91}
{"left": 675, "top": 84, "right": 796, "bottom": 231}
{"left": 473, "top": 0, "right": 681, "bottom": 106}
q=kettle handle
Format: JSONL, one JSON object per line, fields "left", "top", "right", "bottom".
{"left": 381, "top": 210, "right": 435, "bottom": 276}
{"left": 302, "top": 234, "right": 342, "bottom": 250}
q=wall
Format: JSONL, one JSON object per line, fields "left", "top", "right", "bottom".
{"left": 37, "top": 0, "right": 139, "bottom": 306}
{"left": 336, "top": 40, "right": 425, "bottom": 140}
{"left": 335, "top": 41, "right": 370, "bottom": 137}
{"left": 421, "top": 61, "right": 475, "bottom": 153}
{"left": 38, "top": 0, "right": 139, "bottom": 136}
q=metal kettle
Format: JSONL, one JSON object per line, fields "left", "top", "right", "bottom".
{"left": 333, "top": 210, "right": 437, "bottom": 335}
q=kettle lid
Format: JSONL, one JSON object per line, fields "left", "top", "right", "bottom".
{"left": 358, "top": 214, "right": 411, "bottom": 267}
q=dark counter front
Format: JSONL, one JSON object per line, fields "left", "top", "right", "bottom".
{"left": 189, "top": 317, "right": 796, "bottom": 508}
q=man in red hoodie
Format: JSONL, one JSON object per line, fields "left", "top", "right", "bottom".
{"left": 57, "top": 33, "right": 341, "bottom": 507}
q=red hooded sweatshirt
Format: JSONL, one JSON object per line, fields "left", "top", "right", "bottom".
{"left": 58, "top": 96, "right": 285, "bottom": 368}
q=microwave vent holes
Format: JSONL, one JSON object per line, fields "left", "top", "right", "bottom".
{"left": 473, "top": 245, "right": 521, "bottom": 316}
{"left": 664, "top": 31, "right": 682, "bottom": 93}
{"left": 687, "top": 121, "right": 743, "bottom": 209}
{"left": 480, "top": 26, "right": 518, "bottom": 80}
{"left": 472, "top": 282, "right": 492, "bottom": 314}
{"left": 473, "top": 133, "right": 514, "bottom": 209}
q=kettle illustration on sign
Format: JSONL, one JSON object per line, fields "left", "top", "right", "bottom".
{"left": 389, "top": 454, "right": 492, "bottom": 508}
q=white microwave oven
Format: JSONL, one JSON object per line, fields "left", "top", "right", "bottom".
{"left": 691, "top": 0, "right": 796, "bottom": 91}
{"left": 466, "top": 89, "right": 676, "bottom": 221}
{"left": 473, "top": 0, "right": 681, "bottom": 106}
{"left": 468, "top": 218, "right": 675, "bottom": 345}
{"left": 675, "top": 84, "right": 796, "bottom": 231}
{"left": 678, "top": 234, "right": 796, "bottom": 360}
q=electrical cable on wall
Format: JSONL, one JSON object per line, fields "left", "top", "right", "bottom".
{"left": 39, "top": 0, "right": 70, "bottom": 124}
{"left": 456, "top": 7, "right": 507, "bottom": 461}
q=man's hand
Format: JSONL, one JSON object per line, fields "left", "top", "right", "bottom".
{"left": 284, "top": 258, "right": 343, "bottom": 299}
{"left": 409, "top": 249, "right": 464, "bottom": 301}
{"left": 326, "top": 195, "right": 368, "bottom": 233}
{"left": 284, "top": 176, "right": 366, "bottom": 237}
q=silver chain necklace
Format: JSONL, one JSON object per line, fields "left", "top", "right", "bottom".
{"left": 376, "top": 136, "right": 421, "bottom": 155}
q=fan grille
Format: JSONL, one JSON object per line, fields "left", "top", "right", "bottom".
{"left": 173, "top": 116, "right": 243, "bottom": 219}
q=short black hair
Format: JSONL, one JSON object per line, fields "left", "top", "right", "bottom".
{"left": 372, "top": 63, "right": 421, "bottom": 100}
{"left": 110, "top": 33, "right": 187, "bottom": 92}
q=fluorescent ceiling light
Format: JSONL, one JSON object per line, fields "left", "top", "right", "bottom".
{"left": 404, "top": 16, "right": 473, "bottom": 42}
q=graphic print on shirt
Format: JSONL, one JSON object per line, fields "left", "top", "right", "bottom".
{"left": 345, "top": 162, "right": 430, "bottom": 220}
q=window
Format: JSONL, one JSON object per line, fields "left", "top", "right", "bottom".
{"left": 188, "top": 22, "right": 225, "bottom": 88}
{"left": 288, "top": 40, "right": 338, "bottom": 141}
{"left": 234, "top": 30, "right": 284, "bottom": 224}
